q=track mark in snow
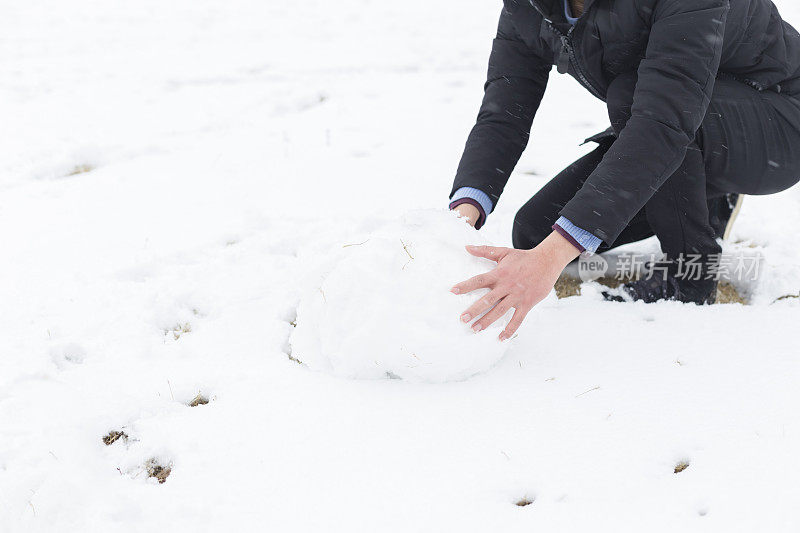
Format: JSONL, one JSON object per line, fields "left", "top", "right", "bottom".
{"left": 49, "top": 343, "right": 87, "bottom": 369}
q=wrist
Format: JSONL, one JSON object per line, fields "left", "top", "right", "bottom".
{"left": 537, "top": 231, "right": 582, "bottom": 269}
{"left": 451, "top": 202, "right": 481, "bottom": 228}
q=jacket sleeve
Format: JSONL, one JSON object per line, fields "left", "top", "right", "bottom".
{"left": 449, "top": 3, "right": 551, "bottom": 208}
{"left": 559, "top": 0, "right": 730, "bottom": 244}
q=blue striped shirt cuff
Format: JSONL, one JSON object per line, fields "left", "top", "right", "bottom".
{"left": 451, "top": 187, "right": 494, "bottom": 216}
{"left": 555, "top": 216, "right": 603, "bottom": 253}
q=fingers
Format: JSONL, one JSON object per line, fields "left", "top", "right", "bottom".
{"left": 471, "top": 297, "right": 513, "bottom": 332}
{"left": 451, "top": 272, "right": 494, "bottom": 295}
{"left": 460, "top": 289, "right": 504, "bottom": 324}
{"left": 465, "top": 245, "right": 509, "bottom": 262}
{"left": 499, "top": 306, "right": 530, "bottom": 341}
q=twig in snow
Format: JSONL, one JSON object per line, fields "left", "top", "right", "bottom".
{"left": 167, "top": 380, "right": 175, "bottom": 401}
{"left": 400, "top": 239, "right": 414, "bottom": 260}
{"left": 575, "top": 386, "right": 600, "bottom": 398}
{"left": 343, "top": 239, "right": 370, "bottom": 248}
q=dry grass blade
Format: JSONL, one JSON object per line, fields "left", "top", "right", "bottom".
{"left": 399, "top": 239, "right": 414, "bottom": 260}
{"left": 342, "top": 239, "right": 369, "bottom": 248}
{"left": 67, "top": 164, "right": 94, "bottom": 176}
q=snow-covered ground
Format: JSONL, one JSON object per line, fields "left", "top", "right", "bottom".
{"left": 1, "top": 1, "right": 799, "bottom": 531}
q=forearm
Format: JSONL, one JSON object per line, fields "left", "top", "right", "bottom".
{"left": 451, "top": 15, "right": 550, "bottom": 205}
{"left": 451, "top": 76, "right": 545, "bottom": 204}
{"left": 450, "top": 6, "right": 550, "bottom": 226}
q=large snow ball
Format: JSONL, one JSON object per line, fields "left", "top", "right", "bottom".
{"left": 290, "top": 209, "right": 513, "bottom": 383}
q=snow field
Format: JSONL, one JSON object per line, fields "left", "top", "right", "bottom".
{"left": 0, "top": 0, "right": 799, "bottom": 531}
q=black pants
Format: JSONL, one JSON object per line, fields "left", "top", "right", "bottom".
{"left": 513, "top": 72, "right": 800, "bottom": 256}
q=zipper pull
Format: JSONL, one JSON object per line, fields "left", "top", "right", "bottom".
{"left": 557, "top": 37, "right": 570, "bottom": 74}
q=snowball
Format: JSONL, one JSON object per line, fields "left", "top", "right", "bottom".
{"left": 290, "top": 209, "right": 513, "bottom": 383}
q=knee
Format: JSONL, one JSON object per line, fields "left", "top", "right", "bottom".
{"left": 606, "top": 71, "right": 638, "bottom": 134}
{"left": 512, "top": 203, "right": 552, "bottom": 250}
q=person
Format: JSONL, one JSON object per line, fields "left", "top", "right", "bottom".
{"left": 449, "top": 0, "right": 800, "bottom": 340}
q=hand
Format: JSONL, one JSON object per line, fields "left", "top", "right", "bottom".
{"left": 451, "top": 231, "right": 581, "bottom": 340}
{"left": 452, "top": 203, "right": 480, "bottom": 227}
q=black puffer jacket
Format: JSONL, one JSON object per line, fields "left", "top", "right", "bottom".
{"left": 452, "top": 0, "right": 800, "bottom": 244}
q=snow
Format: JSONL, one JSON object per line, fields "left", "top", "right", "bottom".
{"left": 1, "top": 0, "right": 799, "bottom": 531}
{"left": 291, "top": 209, "right": 512, "bottom": 382}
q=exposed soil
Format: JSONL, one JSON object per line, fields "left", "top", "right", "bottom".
{"left": 554, "top": 275, "right": 748, "bottom": 304}
{"left": 146, "top": 459, "right": 172, "bottom": 484}
{"left": 189, "top": 394, "right": 209, "bottom": 407}
{"left": 102, "top": 430, "right": 128, "bottom": 446}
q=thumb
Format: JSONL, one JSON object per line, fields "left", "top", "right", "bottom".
{"left": 465, "top": 245, "right": 510, "bottom": 262}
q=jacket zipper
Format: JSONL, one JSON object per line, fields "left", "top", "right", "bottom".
{"left": 562, "top": 28, "right": 605, "bottom": 100}
{"left": 529, "top": 1, "right": 605, "bottom": 100}
{"left": 733, "top": 75, "right": 768, "bottom": 92}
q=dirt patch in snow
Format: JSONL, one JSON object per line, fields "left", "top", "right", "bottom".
{"left": 716, "top": 282, "right": 747, "bottom": 304}
{"left": 189, "top": 394, "right": 209, "bottom": 407}
{"left": 146, "top": 459, "right": 172, "bottom": 484}
{"left": 554, "top": 275, "right": 625, "bottom": 298}
{"left": 554, "top": 276, "right": 583, "bottom": 298}
{"left": 102, "top": 430, "right": 128, "bottom": 446}
{"left": 674, "top": 461, "right": 690, "bottom": 474}
{"left": 166, "top": 322, "right": 192, "bottom": 340}
{"left": 554, "top": 275, "right": 748, "bottom": 304}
